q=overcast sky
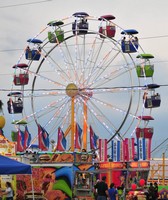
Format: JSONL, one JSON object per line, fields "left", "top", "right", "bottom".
{"left": 1, "top": 0, "right": 168, "bottom": 157}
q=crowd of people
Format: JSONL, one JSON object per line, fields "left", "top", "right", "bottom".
{"left": 94, "top": 176, "right": 159, "bottom": 200}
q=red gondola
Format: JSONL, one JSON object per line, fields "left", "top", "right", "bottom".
{"left": 99, "top": 14, "right": 116, "bottom": 38}
{"left": 136, "top": 127, "right": 153, "bottom": 140}
{"left": 13, "top": 63, "right": 29, "bottom": 86}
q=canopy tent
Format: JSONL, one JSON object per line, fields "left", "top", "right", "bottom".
{"left": 0, "top": 155, "right": 34, "bottom": 199}
{"left": 0, "top": 154, "right": 32, "bottom": 175}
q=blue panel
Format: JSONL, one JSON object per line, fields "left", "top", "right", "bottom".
{"left": 25, "top": 49, "right": 41, "bottom": 61}
{"left": 27, "top": 38, "right": 43, "bottom": 44}
{"left": 121, "top": 29, "right": 138, "bottom": 35}
{"left": 121, "top": 41, "right": 138, "bottom": 53}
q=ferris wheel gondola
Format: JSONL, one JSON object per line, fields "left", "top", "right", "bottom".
{"left": 72, "top": 12, "right": 89, "bottom": 35}
{"left": 13, "top": 63, "right": 29, "bottom": 86}
{"left": 7, "top": 92, "right": 23, "bottom": 114}
{"left": 47, "top": 20, "right": 64, "bottom": 43}
{"left": 136, "top": 53, "right": 154, "bottom": 78}
{"left": 98, "top": 14, "right": 116, "bottom": 38}
{"left": 25, "top": 38, "right": 43, "bottom": 61}
{"left": 121, "top": 29, "right": 139, "bottom": 53}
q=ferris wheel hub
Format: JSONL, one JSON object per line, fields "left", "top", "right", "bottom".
{"left": 66, "top": 83, "right": 78, "bottom": 97}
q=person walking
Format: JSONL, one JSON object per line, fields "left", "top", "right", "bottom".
{"left": 143, "top": 185, "right": 149, "bottom": 200}
{"left": 108, "top": 183, "right": 118, "bottom": 200}
{"left": 94, "top": 176, "right": 108, "bottom": 200}
{"left": 154, "top": 182, "right": 159, "bottom": 200}
{"left": 2, "top": 182, "right": 14, "bottom": 200}
{"left": 94, "top": 179, "right": 100, "bottom": 200}
{"left": 148, "top": 183, "right": 155, "bottom": 200}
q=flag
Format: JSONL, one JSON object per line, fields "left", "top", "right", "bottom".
{"left": 90, "top": 126, "right": 99, "bottom": 150}
{"left": 23, "top": 125, "right": 31, "bottom": 150}
{"left": 38, "top": 124, "right": 49, "bottom": 151}
{"left": 56, "top": 127, "right": 66, "bottom": 151}
{"left": 75, "top": 123, "right": 82, "bottom": 149}
{"left": 17, "top": 128, "right": 24, "bottom": 152}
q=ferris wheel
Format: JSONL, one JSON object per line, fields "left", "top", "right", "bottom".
{"left": 8, "top": 12, "right": 160, "bottom": 151}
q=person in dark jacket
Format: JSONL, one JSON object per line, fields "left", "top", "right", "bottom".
{"left": 154, "top": 182, "right": 159, "bottom": 200}
{"left": 148, "top": 183, "right": 155, "bottom": 200}
{"left": 94, "top": 176, "right": 108, "bottom": 200}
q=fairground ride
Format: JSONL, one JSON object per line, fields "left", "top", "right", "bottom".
{"left": 6, "top": 12, "right": 161, "bottom": 200}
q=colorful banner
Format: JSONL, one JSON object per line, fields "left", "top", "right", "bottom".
{"left": 137, "top": 138, "right": 146, "bottom": 160}
{"left": 145, "top": 138, "right": 151, "bottom": 160}
{"left": 124, "top": 138, "right": 129, "bottom": 161}
{"left": 111, "top": 140, "right": 120, "bottom": 162}
{"left": 120, "top": 140, "right": 124, "bottom": 162}
{"left": 99, "top": 139, "right": 107, "bottom": 162}
{"left": 136, "top": 127, "right": 153, "bottom": 161}
{"left": 128, "top": 138, "right": 135, "bottom": 161}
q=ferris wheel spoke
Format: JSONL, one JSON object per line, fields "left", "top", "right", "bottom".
{"left": 88, "top": 64, "right": 129, "bottom": 89}
{"left": 77, "top": 33, "right": 102, "bottom": 86}
{"left": 88, "top": 45, "right": 120, "bottom": 84}
{"left": 44, "top": 48, "right": 72, "bottom": 84}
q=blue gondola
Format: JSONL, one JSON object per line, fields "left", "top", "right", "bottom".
{"left": 25, "top": 38, "right": 43, "bottom": 61}
{"left": 7, "top": 92, "right": 23, "bottom": 114}
{"left": 72, "top": 12, "right": 89, "bottom": 35}
{"left": 98, "top": 14, "right": 116, "bottom": 38}
{"left": 47, "top": 20, "right": 64, "bottom": 43}
{"left": 121, "top": 29, "right": 139, "bottom": 53}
